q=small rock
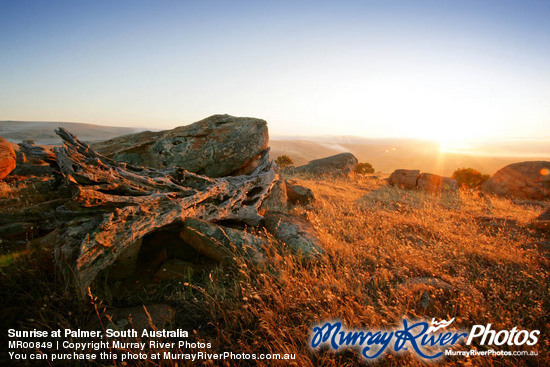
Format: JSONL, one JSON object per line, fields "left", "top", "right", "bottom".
{"left": 285, "top": 181, "right": 314, "bottom": 204}
{"left": 417, "top": 173, "right": 458, "bottom": 194}
{"left": 180, "top": 218, "right": 266, "bottom": 264}
{"left": 0, "top": 137, "right": 16, "bottom": 180}
{"left": 263, "top": 210, "right": 325, "bottom": 259}
{"left": 388, "top": 169, "right": 420, "bottom": 189}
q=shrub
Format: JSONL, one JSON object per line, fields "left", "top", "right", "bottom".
{"left": 452, "top": 167, "right": 490, "bottom": 188}
{"left": 275, "top": 155, "right": 294, "bottom": 167}
{"left": 354, "top": 162, "right": 375, "bottom": 175}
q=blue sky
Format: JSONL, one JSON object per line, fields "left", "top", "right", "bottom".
{"left": 0, "top": 0, "right": 549, "bottom": 141}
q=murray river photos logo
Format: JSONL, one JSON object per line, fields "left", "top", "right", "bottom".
{"left": 310, "top": 318, "right": 540, "bottom": 360}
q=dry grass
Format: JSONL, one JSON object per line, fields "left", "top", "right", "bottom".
{"left": 1, "top": 174, "right": 548, "bottom": 366}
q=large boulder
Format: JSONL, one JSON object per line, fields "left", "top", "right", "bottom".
{"left": 263, "top": 211, "right": 325, "bottom": 259}
{"left": 179, "top": 218, "right": 266, "bottom": 264}
{"left": 388, "top": 169, "right": 420, "bottom": 189}
{"left": 0, "top": 137, "right": 16, "bottom": 180}
{"left": 417, "top": 173, "right": 458, "bottom": 194}
{"left": 294, "top": 153, "right": 358, "bottom": 176}
{"left": 93, "top": 114, "right": 269, "bottom": 177}
{"left": 482, "top": 161, "right": 550, "bottom": 199}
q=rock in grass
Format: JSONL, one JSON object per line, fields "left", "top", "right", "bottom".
{"left": 294, "top": 153, "right": 358, "bottom": 176}
{"left": 0, "top": 137, "right": 16, "bottom": 180}
{"left": 482, "top": 161, "right": 550, "bottom": 199}
{"left": 93, "top": 114, "right": 269, "bottom": 177}
{"left": 388, "top": 169, "right": 420, "bottom": 189}
{"left": 263, "top": 210, "right": 325, "bottom": 259}
{"left": 179, "top": 218, "right": 266, "bottom": 264}
{"left": 417, "top": 173, "right": 458, "bottom": 194}
{"left": 285, "top": 181, "right": 315, "bottom": 204}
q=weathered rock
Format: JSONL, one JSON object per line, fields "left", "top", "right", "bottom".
{"left": 12, "top": 142, "right": 57, "bottom": 177}
{"left": 388, "top": 169, "right": 420, "bottom": 189}
{"left": 93, "top": 114, "right": 269, "bottom": 177}
{"left": 53, "top": 128, "right": 277, "bottom": 295}
{"left": 154, "top": 259, "right": 203, "bottom": 280}
{"left": 294, "top": 153, "right": 358, "bottom": 176}
{"left": 259, "top": 178, "right": 287, "bottom": 213}
{"left": 286, "top": 181, "right": 315, "bottom": 204}
{"left": 482, "top": 161, "right": 550, "bottom": 199}
{"left": 417, "top": 173, "right": 458, "bottom": 194}
{"left": 263, "top": 211, "right": 325, "bottom": 258}
{"left": 0, "top": 137, "right": 16, "bottom": 180}
{"left": 180, "top": 218, "right": 266, "bottom": 264}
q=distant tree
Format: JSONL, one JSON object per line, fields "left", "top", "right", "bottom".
{"left": 355, "top": 162, "right": 375, "bottom": 175}
{"left": 275, "top": 155, "right": 294, "bottom": 167}
{"left": 452, "top": 167, "right": 490, "bottom": 188}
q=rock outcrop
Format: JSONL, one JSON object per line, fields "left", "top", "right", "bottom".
{"left": 263, "top": 211, "right": 325, "bottom": 259}
{"left": 259, "top": 178, "right": 287, "bottom": 212}
{"left": 93, "top": 114, "right": 269, "bottom": 177}
{"left": 417, "top": 173, "right": 458, "bottom": 194}
{"left": 0, "top": 137, "right": 16, "bottom": 180}
{"left": 388, "top": 169, "right": 420, "bottom": 189}
{"left": 482, "top": 161, "right": 550, "bottom": 199}
{"left": 53, "top": 127, "right": 277, "bottom": 295}
{"left": 294, "top": 153, "right": 358, "bottom": 176}
{"left": 179, "top": 218, "right": 266, "bottom": 264}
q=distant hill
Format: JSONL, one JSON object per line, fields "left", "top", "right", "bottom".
{"left": 270, "top": 137, "right": 550, "bottom": 176}
{"left": 0, "top": 121, "right": 144, "bottom": 145}
{"left": 1, "top": 120, "right": 548, "bottom": 176}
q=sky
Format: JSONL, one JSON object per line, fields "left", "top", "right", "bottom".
{"left": 0, "top": 0, "right": 549, "bottom": 142}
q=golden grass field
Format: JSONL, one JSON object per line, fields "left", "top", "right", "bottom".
{"left": 1, "top": 173, "right": 549, "bottom": 366}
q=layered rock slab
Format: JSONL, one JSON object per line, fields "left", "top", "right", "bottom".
{"left": 93, "top": 114, "right": 269, "bottom": 177}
